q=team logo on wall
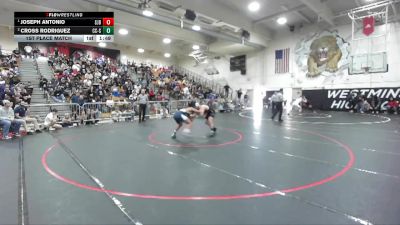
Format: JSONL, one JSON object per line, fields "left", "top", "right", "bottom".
{"left": 295, "top": 31, "right": 350, "bottom": 77}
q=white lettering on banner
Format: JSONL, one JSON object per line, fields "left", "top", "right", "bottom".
{"left": 344, "top": 101, "right": 351, "bottom": 109}
{"left": 339, "top": 90, "right": 349, "bottom": 99}
{"left": 341, "top": 101, "right": 347, "bottom": 109}
{"left": 304, "top": 88, "right": 400, "bottom": 111}
{"left": 380, "top": 89, "right": 388, "bottom": 99}
{"left": 328, "top": 90, "right": 342, "bottom": 99}
{"left": 386, "top": 89, "right": 400, "bottom": 99}
{"left": 360, "top": 89, "right": 369, "bottom": 96}
{"left": 367, "top": 89, "right": 383, "bottom": 98}
{"left": 381, "top": 101, "right": 388, "bottom": 110}
{"left": 330, "top": 100, "right": 342, "bottom": 109}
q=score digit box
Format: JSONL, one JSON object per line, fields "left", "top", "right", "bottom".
{"left": 102, "top": 18, "right": 114, "bottom": 26}
{"left": 102, "top": 26, "right": 114, "bottom": 34}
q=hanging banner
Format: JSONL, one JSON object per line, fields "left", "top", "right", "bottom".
{"left": 363, "top": 16, "right": 375, "bottom": 36}
{"left": 302, "top": 88, "right": 400, "bottom": 111}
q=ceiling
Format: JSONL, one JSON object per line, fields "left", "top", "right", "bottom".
{"left": 1, "top": 0, "right": 399, "bottom": 60}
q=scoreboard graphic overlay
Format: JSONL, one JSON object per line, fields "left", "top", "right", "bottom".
{"left": 14, "top": 12, "right": 114, "bottom": 43}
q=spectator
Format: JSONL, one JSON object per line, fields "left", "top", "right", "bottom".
{"left": 224, "top": 84, "right": 230, "bottom": 98}
{"left": 244, "top": 92, "right": 249, "bottom": 107}
{"left": 44, "top": 108, "right": 62, "bottom": 131}
{"left": 149, "top": 88, "right": 156, "bottom": 101}
{"left": 359, "top": 97, "right": 371, "bottom": 113}
{"left": 14, "top": 101, "right": 41, "bottom": 133}
{"left": 237, "top": 89, "right": 243, "bottom": 102}
{"left": 0, "top": 100, "right": 23, "bottom": 139}
{"left": 355, "top": 95, "right": 365, "bottom": 113}
{"left": 386, "top": 97, "right": 399, "bottom": 114}
{"left": 60, "top": 113, "right": 74, "bottom": 127}
{"left": 24, "top": 45, "right": 32, "bottom": 58}
{"left": 347, "top": 91, "right": 357, "bottom": 112}
{"left": 370, "top": 94, "right": 381, "bottom": 114}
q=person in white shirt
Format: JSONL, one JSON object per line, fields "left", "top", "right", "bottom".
{"left": 44, "top": 109, "right": 62, "bottom": 131}
{"left": 287, "top": 96, "right": 305, "bottom": 116}
{"left": 24, "top": 45, "right": 32, "bottom": 58}
{"left": 0, "top": 100, "right": 23, "bottom": 139}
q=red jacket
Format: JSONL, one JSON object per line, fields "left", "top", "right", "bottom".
{"left": 388, "top": 100, "right": 399, "bottom": 108}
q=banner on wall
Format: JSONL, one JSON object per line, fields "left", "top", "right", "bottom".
{"left": 302, "top": 88, "right": 400, "bottom": 111}
{"left": 363, "top": 16, "right": 375, "bottom": 36}
{"left": 18, "top": 42, "right": 121, "bottom": 61}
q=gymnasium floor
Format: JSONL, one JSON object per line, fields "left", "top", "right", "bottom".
{"left": 1, "top": 110, "right": 400, "bottom": 225}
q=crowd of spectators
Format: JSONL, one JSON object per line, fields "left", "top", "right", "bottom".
{"left": 42, "top": 53, "right": 222, "bottom": 105}
{"left": 37, "top": 52, "right": 225, "bottom": 124}
{"left": 0, "top": 49, "right": 33, "bottom": 106}
{"left": 0, "top": 49, "right": 41, "bottom": 139}
{"left": 347, "top": 91, "right": 399, "bottom": 114}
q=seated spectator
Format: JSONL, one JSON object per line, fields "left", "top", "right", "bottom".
{"left": 386, "top": 97, "right": 399, "bottom": 114}
{"left": 61, "top": 113, "right": 74, "bottom": 127}
{"left": 149, "top": 88, "right": 156, "bottom": 101}
{"left": 0, "top": 100, "right": 23, "bottom": 139}
{"left": 44, "top": 108, "right": 62, "bottom": 131}
{"left": 361, "top": 98, "right": 371, "bottom": 113}
{"left": 355, "top": 95, "right": 364, "bottom": 113}
{"left": 370, "top": 94, "right": 381, "bottom": 114}
{"left": 14, "top": 101, "right": 42, "bottom": 133}
{"left": 347, "top": 91, "right": 358, "bottom": 112}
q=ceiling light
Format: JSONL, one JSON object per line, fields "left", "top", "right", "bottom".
{"left": 98, "top": 42, "right": 106, "bottom": 48}
{"left": 248, "top": 2, "right": 260, "bottom": 12}
{"left": 192, "top": 44, "right": 200, "bottom": 50}
{"left": 192, "top": 25, "right": 201, "bottom": 31}
{"left": 142, "top": 10, "right": 153, "bottom": 17}
{"left": 164, "top": 53, "right": 171, "bottom": 58}
{"left": 118, "top": 28, "right": 128, "bottom": 35}
{"left": 277, "top": 17, "right": 287, "bottom": 25}
{"left": 138, "top": 48, "right": 145, "bottom": 53}
{"left": 163, "top": 38, "right": 171, "bottom": 44}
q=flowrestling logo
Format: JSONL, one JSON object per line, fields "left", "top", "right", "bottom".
{"left": 303, "top": 88, "right": 400, "bottom": 110}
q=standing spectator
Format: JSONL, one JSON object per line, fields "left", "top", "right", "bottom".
{"left": 237, "top": 89, "right": 242, "bottom": 102}
{"left": 44, "top": 109, "right": 62, "bottom": 131}
{"left": 224, "top": 84, "right": 231, "bottom": 98}
{"left": 370, "top": 94, "right": 381, "bottom": 114}
{"left": 271, "top": 89, "right": 284, "bottom": 122}
{"left": 54, "top": 47, "right": 59, "bottom": 58}
{"left": 244, "top": 92, "right": 249, "bottom": 108}
{"left": 0, "top": 100, "right": 23, "bottom": 139}
{"left": 137, "top": 89, "right": 148, "bottom": 123}
{"left": 24, "top": 45, "right": 32, "bottom": 58}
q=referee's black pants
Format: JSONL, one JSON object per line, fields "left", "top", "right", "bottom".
{"left": 139, "top": 104, "right": 146, "bottom": 122}
{"left": 271, "top": 101, "right": 283, "bottom": 121}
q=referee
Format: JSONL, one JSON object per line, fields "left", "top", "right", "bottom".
{"left": 271, "top": 89, "right": 284, "bottom": 122}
